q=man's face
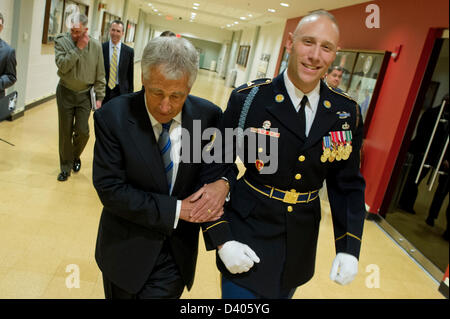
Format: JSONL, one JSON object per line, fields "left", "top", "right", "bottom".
{"left": 0, "top": 19, "right": 3, "bottom": 34}
{"left": 70, "top": 23, "right": 88, "bottom": 42}
{"left": 109, "top": 22, "right": 124, "bottom": 45}
{"left": 286, "top": 16, "right": 339, "bottom": 93}
{"left": 142, "top": 66, "right": 190, "bottom": 124}
{"left": 326, "top": 69, "right": 343, "bottom": 88}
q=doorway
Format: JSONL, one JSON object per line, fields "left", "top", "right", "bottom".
{"left": 379, "top": 33, "right": 449, "bottom": 283}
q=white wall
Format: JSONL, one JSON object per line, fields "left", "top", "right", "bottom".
{"left": 248, "top": 23, "right": 285, "bottom": 80}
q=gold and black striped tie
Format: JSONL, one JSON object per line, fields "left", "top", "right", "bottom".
{"left": 108, "top": 45, "right": 117, "bottom": 90}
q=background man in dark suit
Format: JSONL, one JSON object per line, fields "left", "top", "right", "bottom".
{"left": 102, "top": 20, "right": 134, "bottom": 104}
{"left": 93, "top": 36, "right": 233, "bottom": 299}
{"left": 203, "top": 10, "right": 367, "bottom": 298}
{"left": 0, "top": 12, "right": 17, "bottom": 98}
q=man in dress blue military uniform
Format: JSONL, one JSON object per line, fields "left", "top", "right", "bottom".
{"left": 205, "top": 10, "right": 367, "bottom": 298}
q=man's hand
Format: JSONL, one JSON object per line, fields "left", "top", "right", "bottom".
{"left": 95, "top": 100, "right": 102, "bottom": 110}
{"left": 189, "top": 179, "right": 229, "bottom": 222}
{"left": 329, "top": 252, "right": 358, "bottom": 285}
{"left": 218, "top": 241, "right": 260, "bottom": 274}
{"left": 179, "top": 192, "right": 222, "bottom": 223}
{"left": 76, "top": 31, "right": 89, "bottom": 50}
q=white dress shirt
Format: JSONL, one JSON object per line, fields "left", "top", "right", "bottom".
{"left": 109, "top": 40, "right": 122, "bottom": 85}
{"left": 283, "top": 71, "right": 321, "bottom": 137}
{"left": 144, "top": 100, "right": 183, "bottom": 229}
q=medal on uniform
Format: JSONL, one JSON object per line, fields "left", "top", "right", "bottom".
{"left": 321, "top": 139, "right": 328, "bottom": 163}
{"left": 344, "top": 130, "right": 353, "bottom": 157}
{"left": 255, "top": 159, "right": 264, "bottom": 172}
{"left": 262, "top": 120, "right": 271, "bottom": 130}
{"left": 323, "top": 100, "right": 331, "bottom": 109}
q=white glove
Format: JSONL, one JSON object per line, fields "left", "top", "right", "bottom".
{"left": 218, "top": 240, "right": 260, "bottom": 274}
{"left": 329, "top": 252, "right": 358, "bottom": 285}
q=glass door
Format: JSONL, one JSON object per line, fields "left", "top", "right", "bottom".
{"left": 380, "top": 35, "right": 449, "bottom": 282}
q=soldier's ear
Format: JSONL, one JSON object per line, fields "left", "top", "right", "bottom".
{"left": 286, "top": 32, "right": 294, "bottom": 54}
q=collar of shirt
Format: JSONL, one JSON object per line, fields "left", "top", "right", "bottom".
{"left": 283, "top": 70, "right": 320, "bottom": 113}
{"left": 283, "top": 71, "right": 321, "bottom": 136}
{"left": 109, "top": 40, "right": 122, "bottom": 52}
{"left": 144, "top": 96, "right": 182, "bottom": 138}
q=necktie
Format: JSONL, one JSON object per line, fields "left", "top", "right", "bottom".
{"left": 158, "top": 121, "right": 173, "bottom": 191}
{"left": 108, "top": 45, "right": 118, "bottom": 90}
{"left": 298, "top": 95, "right": 308, "bottom": 138}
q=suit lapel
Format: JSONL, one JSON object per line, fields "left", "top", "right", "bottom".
{"left": 302, "top": 81, "right": 339, "bottom": 150}
{"left": 171, "top": 97, "right": 195, "bottom": 196}
{"left": 127, "top": 90, "right": 168, "bottom": 192}
{"left": 118, "top": 44, "right": 126, "bottom": 79}
{"left": 265, "top": 74, "right": 306, "bottom": 142}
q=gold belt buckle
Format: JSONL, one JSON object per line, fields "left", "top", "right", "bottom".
{"left": 283, "top": 190, "right": 298, "bottom": 204}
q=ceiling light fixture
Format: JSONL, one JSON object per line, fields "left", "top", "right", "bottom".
{"left": 240, "top": 17, "right": 246, "bottom": 20}
{"left": 268, "top": 8, "right": 276, "bottom": 13}
{"left": 280, "top": 3, "right": 290, "bottom": 7}
{"left": 193, "top": 3, "right": 200, "bottom": 6}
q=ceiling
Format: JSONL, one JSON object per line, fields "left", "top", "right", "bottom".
{"left": 132, "top": 0, "right": 370, "bottom": 30}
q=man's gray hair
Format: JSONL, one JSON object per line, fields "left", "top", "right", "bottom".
{"left": 294, "top": 9, "right": 340, "bottom": 37}
{"left": 70, "top": 13, "right": 88, "bottom": 27}
{"left": 141, "top": 36, "right": 199, "bottom": 88}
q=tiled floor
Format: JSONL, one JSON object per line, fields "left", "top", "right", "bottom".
{"left": 0, "top": 66, "right": 445, "bottom": 299}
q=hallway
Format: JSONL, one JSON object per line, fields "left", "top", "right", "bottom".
{"left": 0, "top": 67, "right": 444, "bottom": 299}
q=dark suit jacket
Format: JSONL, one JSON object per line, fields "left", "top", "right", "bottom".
{"left": 0, "top": 39, "right": 17, "bottom": 97}
{"left": 102, "top": 41, "right": 134, "bottom": 98}
{"left": 93, "top": 90, "right": 231, "bottom": 294}
{"left": 212, "top": 74, "right": 366, "bottom": 298}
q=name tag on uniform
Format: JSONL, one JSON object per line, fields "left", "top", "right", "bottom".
{"left": 250, "top": 127, "right": 280, "bottom": 138}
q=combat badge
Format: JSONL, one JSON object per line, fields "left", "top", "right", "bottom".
{"left": 262, "top": 120, "right": 271, "bottom": 130}
{"left": 323, "top": 100, "right": 331, "bottom": 109}
{"left": 275, "top": 94, "right": 285, "bottom": 103}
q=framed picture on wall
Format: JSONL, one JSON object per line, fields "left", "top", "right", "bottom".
{"left": 125, "top": 21, "right": 137, "bottom": 43}
{"left": 331, "top": 51, "right": 358, "bottom": 91}
{"left": 237, "top": 45, "right": 250, "bottom": 67}
{"left": 329, "top": 49, "right": 391, "bottom": 136}
{"left": 42, "top": 0, "right": 89, "bottom": 44}
{"left": 101, "top": 12, "right": 121, "bottom": 43}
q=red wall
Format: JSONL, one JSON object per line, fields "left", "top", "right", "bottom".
{"left": 278, "top": 0, "right": 449, "bottom": 213}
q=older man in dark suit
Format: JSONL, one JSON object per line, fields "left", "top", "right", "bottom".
{"left": 102, "top": 20, "right": 134, "bottom": 104}
{"left": 93, "top": 36, "right": 236, "bottom": 299}
{"left": 0, "top": 12, "right": 17, "bottom": 98}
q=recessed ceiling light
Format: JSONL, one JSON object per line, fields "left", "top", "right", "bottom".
{"left": 153, "top": 8, "right": 158, "bottom": 12}
{"left": 193, "top": 7, "right": 198, "bottom": 10}
{"left": 193, "top": 2, "right": 200, "bottom": 6}
{"left": 234, "top": 21, "right": 239, "bottom": 24}
{"left": 226, "top": 24, "right": 231, "bottom": 27}
{"left": 248, "top": 14, "right": 253, "bottom": 17}
{"left": 280, "top": 3, "right": 290, "bottom": 7}
{"left": 268, "top": 8, "right": 276, "bottom": 13}
{"left": 148, "top": 3, "right": 152, "bottom": 6}
{"left": 240, "top": 17, "right": 246, "bottom": 20}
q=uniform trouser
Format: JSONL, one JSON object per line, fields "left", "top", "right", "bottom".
{"left": 56, "top": 84, "right": 91, "bottom": 173}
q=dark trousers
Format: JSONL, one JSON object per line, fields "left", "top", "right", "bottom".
{"left": 399, "top": 154, "right": 429, "bottom": 212}
{"left": 103, "top": 85, "right": 121, "bottom": 105}
{"left": 221, "top": 276, "right": 296, "bottom": 299}
{"left": 56, "top": 84, "right": 91, "bottom": 173}
{"left": 102, "top": 242, "right": 185, "bottom": 299}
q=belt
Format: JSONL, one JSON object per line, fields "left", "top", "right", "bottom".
{"left": 243, "top": 178, "right": 319, "bottom": 204}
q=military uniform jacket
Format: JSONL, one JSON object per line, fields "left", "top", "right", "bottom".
{"left": 213, "top": 73, "right": 366, "bottom": 298}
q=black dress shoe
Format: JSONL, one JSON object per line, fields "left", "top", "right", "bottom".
{"left": 57, "top": 171, "right": 70, "bottom": 181}
{"left": 73, "top": 158, "right": 81, "bottom": 173}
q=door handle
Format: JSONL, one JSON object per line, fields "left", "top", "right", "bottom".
{"left": 415, "top": 99, "right": 447, "bottom": 184}
{"left": 428, "top": 136, "right": 449, "bottom": 191}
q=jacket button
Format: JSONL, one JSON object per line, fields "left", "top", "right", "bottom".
{"left": 287, "top": 206, "right": 293, "bottom": 212}
{"left": 298, "top": 155, "right": 306, "bottom": 162}
{"left": 295, "top": 174, "right": 302, "bottom": 180}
